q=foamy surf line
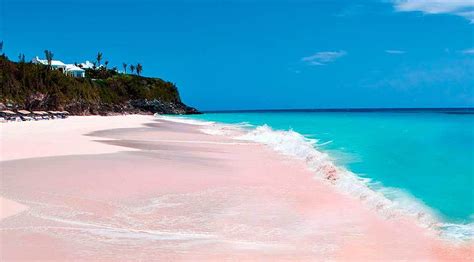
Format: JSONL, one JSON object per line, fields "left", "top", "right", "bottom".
{"left": 154, "top": 114, "right": 474, "bottom": 242}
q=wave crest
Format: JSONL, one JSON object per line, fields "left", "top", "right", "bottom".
{"left": 156, "top": 115, "right": 473, "bottom": 241}
{"left": 235, "top": 124, "right": 473, "bottom": 241}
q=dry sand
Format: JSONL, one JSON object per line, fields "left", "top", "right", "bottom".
{"left": 0, "top": 197, "right": 28, "bottom": 220}
{"left": 0, "top": 115, "right": 472, "bottom": 260}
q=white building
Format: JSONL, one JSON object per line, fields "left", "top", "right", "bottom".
{"left": 32, "top": 56, "right": 85, "bottom": 78}
{"left": 65, "top": 64, "right": 85, "bottom": 78}
{"left": 32, "top": 56, "right": 66, "bottom": 71}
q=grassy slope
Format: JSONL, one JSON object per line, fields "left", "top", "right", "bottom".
{"left": 0, "top": 56, "right": 196, "bottom": 114}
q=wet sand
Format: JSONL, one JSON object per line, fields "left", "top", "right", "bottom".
{"left": 0, "top": 115, "right": 472, "bottom": 260}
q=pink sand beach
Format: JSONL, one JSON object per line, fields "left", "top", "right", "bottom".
{"left": 0, "top": 115, "right": 472, "bottom": 260}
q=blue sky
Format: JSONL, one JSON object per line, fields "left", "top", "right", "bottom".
{"left": 1, "top": 0, "right": 473, "bottom": 110}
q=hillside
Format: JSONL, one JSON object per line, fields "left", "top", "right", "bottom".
{"left": 0, "top": 55, "right": 199, "bottom": 115}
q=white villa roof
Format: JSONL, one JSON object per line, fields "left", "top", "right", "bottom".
{"left": 51, "top": 60, "right": 66, "bottom": 66}
{"left": 66, "top": 64, "right": 85, "bottom": 72}
{"left": 33, "top": 56, "right": 66, "bottom": 67}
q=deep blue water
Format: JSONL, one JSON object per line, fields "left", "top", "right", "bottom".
{"left": 186, "top": 110, "right": 474, "bottom": 224}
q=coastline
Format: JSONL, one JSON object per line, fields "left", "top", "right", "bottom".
{"left": 0, "top": 115, "right": 472, "bottom": 260}
{"left": 175, "top": 113, "right": 474, "bottom": 242}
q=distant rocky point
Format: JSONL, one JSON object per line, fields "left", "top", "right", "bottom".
{"left": 0, "top": 54, "right": 200, "bottom": 115}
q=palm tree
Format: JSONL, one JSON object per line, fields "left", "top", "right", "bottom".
{"left": 0, "top": 41, "right": 3, "bottom": 54}
{"left": 130, "top": 64, "right": 135, "bottom": 74}
{"left": 18, "top": 53, "right": 25, "bottom": 63}
{"left": 44, "top": 50, "right": 54, "bottom": 69}
{"left": 122, "top": 63, "right": 127, "bottom": 74}
{"left": 104, "top": 60, "right": 109, "bottom": 69}
{"left": 136, "top": 63, "right": 143, "bottom": 76}
{"left": 96, "top": 52, "right": 103, "bottom": 67}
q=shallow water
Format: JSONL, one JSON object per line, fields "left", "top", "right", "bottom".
{"left": 186, "top": 111, "right": 474, "bottom": 227}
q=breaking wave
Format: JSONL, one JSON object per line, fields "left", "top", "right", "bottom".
{"left": 156, "top": 115, "right": 474, "bottom": 242}
{"left": 236, "top": 125, "right": 473, "bottom": 241}
{"left": 236, "top": 126, "right": 436, "bottom": 221}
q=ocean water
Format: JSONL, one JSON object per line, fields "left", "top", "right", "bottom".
{"left": 181, "top": 110, "right": 474, "bottom": 239}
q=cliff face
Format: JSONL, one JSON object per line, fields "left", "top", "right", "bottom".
{"left": 0, "top": 56, "right": 200, "bottom": 115}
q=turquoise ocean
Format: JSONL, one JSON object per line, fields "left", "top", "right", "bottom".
{"left": 183, "top": 109, "right": 474, "bottom": 240}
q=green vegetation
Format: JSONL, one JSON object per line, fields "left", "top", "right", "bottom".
{"left": 122, "top": 63, "right": 127, "bottom": 74}
{"left": 0, "top": 54, "right": 198, "bottom": 115}
{"left": 96, "top": 52, "right": 103, "bottom": 66}
{"left": 137, "top": 63, "right": 143, "bottom": 76}
{"left": 44, "top": 50, "right": 54, "bottom": 69}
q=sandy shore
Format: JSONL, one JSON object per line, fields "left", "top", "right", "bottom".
{"left": 0, "top": 115, "right": 472, "bottom": 260}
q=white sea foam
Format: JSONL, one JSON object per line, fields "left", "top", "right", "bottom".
{"left": 157, "top": 115, "right": 474, "bottom": 241}
{"left": 235, "top": 124, "right": 474, "bottom": 241}
{"left": 199, "top": 122, "right": 250, "bottom": 136}
{"left": 154, "top": 114, "right": 215, "bottom": 126}
{"left": 236, "top": 126, "right": 404, "bottom": 216}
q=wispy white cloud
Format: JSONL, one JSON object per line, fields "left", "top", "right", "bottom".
{"left": 301, "top": 51, "right": 347, "bottom": 66}
{"left": 392, "top": 0, "right": 474, "bottom": 23}
{"left": 462, "top": 48, "right": 474, "bottom": 54}
{"left": 385, "top": 49, "right": 406, "bottom": 54}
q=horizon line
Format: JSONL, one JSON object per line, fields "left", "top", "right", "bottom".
{"left": 202, "top": 107, "right": 474, "bottom": 113}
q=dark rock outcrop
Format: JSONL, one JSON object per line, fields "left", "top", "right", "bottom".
{"left": 129, "top": 99, "right": 200, "bottom": 115}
